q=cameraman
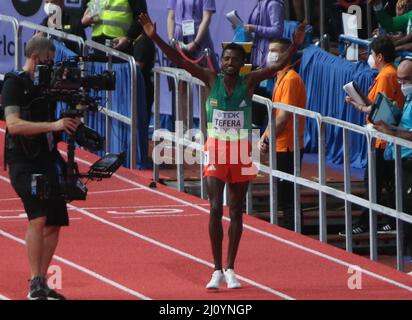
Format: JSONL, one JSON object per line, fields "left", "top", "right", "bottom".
{"left": 1, "top": 36, "right": 80, "bottom": 300}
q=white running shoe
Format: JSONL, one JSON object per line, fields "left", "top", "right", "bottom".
{"left": 206, "top": 270, "right": 225, "bottom": 289}
{"left": 224, "top": 269, "right": 241, "bottom": 289}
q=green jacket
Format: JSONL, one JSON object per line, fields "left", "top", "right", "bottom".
{"left": 375, "top": 8, "right": 412, "bottom": 34}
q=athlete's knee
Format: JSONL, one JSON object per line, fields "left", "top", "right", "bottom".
{"left": 229, "top": 201, "right": 243, "bottom": 215}
{"left": 209, "top": 204, "right": 223, "bottom": 220}
{"left": 229, "top": 207, "right": 243, "bottom": 222}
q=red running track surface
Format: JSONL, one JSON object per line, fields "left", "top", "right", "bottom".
{"left": 0, "top": 125, "right": 412, "bottom": 300}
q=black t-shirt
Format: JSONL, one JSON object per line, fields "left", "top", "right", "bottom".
{"left": 2, "top": 72, "right": 58, "bottom": 164}
{"left": 41, "top": 12, "right": 86, "bottom": 55}
{"left": 133, "top": 34, "right": 155, "bottom": 77}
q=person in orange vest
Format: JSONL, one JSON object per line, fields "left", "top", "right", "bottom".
{"left": 344, "top": 36, "right": 404, "bottom": 236}
{"left": 259, "top": 38, "right": 307, "bottom": 231}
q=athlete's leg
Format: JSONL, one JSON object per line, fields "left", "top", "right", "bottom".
{"left": 226, "top": 181, "right": 249, "bottom": 270}
{"left": 206, "top": 176, "right": 226, "bottom": 270}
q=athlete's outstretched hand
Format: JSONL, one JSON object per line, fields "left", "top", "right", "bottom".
{"left": 138, "top": 13, "right": 156, "bottom": 40}
{"left": 292, "top": 21, "right": 308, "bottom": 48}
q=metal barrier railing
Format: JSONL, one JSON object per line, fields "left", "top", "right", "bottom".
{"left": 8, "top": 17, "right": 138, "bottom": 169}
{"left": 0, "top": 14, "right": 20, "bottom": 71}
{"left": 84, "top": 40, "right": 138, "bottom": 169}
{"left": 338, "top": 34, "right": 371, "bottom": 59}
{"left": 153, "top": 67, "right": 206, "bottom": 195}
{"left": 338, "top": 34, "right": 412, "bottom": 61}
{"left": 152, "top": 66, "right": 412, "bottom": 272}
{"left": 18, "top": 20, "right": 85, "bottom": 65}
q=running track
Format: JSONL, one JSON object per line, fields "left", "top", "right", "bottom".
{"left": 1, "top": 125, "right": 412, "bottom": 300}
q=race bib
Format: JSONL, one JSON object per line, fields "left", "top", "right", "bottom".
{"left": 182, "top": 20, "right": 195, "bottom": 37}
{"left": 212, "top": 110, "right": 244, "bottom": 134}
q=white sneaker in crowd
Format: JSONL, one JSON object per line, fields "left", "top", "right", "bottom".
{"left": 206, "top": 270, "right": 225, "bottom": 289}
{"left": 224, "top": 269, "right": 241, "bottom": 289}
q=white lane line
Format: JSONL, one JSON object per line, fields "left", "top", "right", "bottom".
{"left": 68, "top": 204, "right": 295, "bottom": 300}
{"left": 0, "top": 294, "right": 11, "bottom": 300}
{"left": 76, "top": 204, "right": 209, "bottom": 210}
{"left": 0, "top": 176, "right": 11, "bottom": 183}
{"left": 0, "top": 229, "right": 151, "bottom": 300}
{"left": 88, "top": 188, "right": 142, "bottom": 195}
{"left": 0, "top": 198, "right": 20, "bottom": 202}
{"left": 112, "top": 214, "right": 201, "bottom": 219}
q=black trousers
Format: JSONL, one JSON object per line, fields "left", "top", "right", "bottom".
{"left": 277, "top": 150, "right": 304, "bottom": 230}
{"left": 357, "top": 148, "right": 396, "bottom": 228}
{"left": 402, "top": 159, "right": 412, "bottom": 255}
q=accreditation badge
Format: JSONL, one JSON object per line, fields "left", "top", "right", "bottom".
{"left": 182, "top": 20, "right": 195, "bottom": 37}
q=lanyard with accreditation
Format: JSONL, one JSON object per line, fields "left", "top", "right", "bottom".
{"left": 181, "top": 0, "right": 196, "bottom": 37}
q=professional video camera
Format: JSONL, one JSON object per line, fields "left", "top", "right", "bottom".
{"left": 31, "top": 56, "right": 124, "bottom": 202}
{"left": 34, "top": 57, "right": 116, "bottom": 92}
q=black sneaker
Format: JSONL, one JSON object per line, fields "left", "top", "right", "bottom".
{"left": 377, "top": 224, "right": 396, "bottom": 234}
{"left": 339, "top": 225, "right": 368, "bottom": 237}
{"left": 44, "top": 287, "right": 66, "bottom": 300}
{"left": 41, "top": 278, "right": 66, "bottom": 300}
{"left": 27, "top": 277, "right": 47, "bottom": 300}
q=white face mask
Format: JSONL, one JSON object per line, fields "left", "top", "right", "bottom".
{"left": 44, "top": 3, "right": 60, "bottom": 16}
{"left": 367, "top": 54, "right": 377, "bottom": 69}
{"left": 401, "top": 83, "right": 412, "bottom": 96}
{"left": 266, "top": 51, "right": 279, "bottom": 67}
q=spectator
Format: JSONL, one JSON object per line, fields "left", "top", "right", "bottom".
{"left": 167, "top": 0, "right": 218, "bottom": 69}
{"left": 344, "top": 36, "right": 405, "bottom": 235}
{"left": 39, "top": 0, "right": 87, "bottom": 54}
{"left": 374, "top": 58, "right": 412, "bottom": 260}
{"left": 292, "top": 0, "right": 305, "bottom": 22}
{"left": 258, "top": 38, "right": 306, "bottom": 231}
{"left": 246, "top": 0, "right": 285, "bottom": 68}
{"left": 167, "top": 0, "right": 218, "bottom": 130}
{"left": 133, "top": 33, "right": 155, "bottom": 124}
{"left": 82, "top": 0, "right": 153, "bottom": 167}
{"left": 369, "top": 0, "right": 412, "bottom": 51}
{"left": 82, "top": 0, "right": 147, "bottom": 55}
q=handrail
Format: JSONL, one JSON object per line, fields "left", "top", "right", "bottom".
{"left": 19, "top": 20, "right": 85, "bottom": 48}
{"left": 18, "top": 20, "right": 85, "bottom": 70}
{"left": 339, "top": 34, "right": 371, "bottom": 48}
